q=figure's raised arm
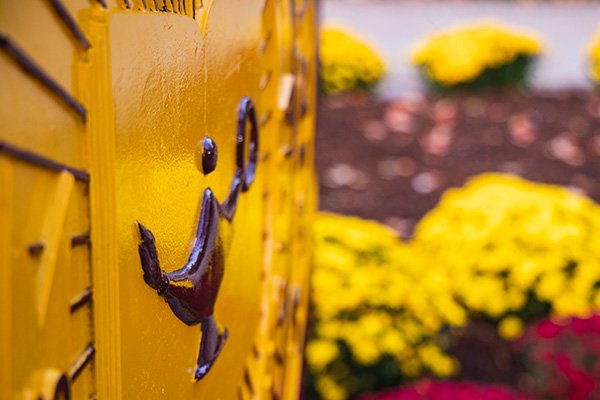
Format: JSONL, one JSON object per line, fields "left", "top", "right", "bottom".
{"left": 218, "top": 96, "right": 259, "bottom": 221}
{"left": 218, "top": 168, "right": 244, "bottom": 222}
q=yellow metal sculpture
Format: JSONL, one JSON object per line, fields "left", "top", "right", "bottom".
{"left": 0, "top": 0, "right": 316, "bottom": 399}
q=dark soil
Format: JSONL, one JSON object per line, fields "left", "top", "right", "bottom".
{"left": 316, "top": 89, "right": 600, "bottom": 240}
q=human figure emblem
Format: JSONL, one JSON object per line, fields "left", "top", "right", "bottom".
{"left": 136, "top": 97, "right": 258, "bottom": 380}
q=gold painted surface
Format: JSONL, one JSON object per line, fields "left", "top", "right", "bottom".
{"left": 0, "top": 160, "right": 94, "bottom": 399}
{"left": 0, "top": 0, "right": 316, "bottom": 398}
{"left": 0, "top": 158, "right": 14, "bottom": 400}
{"left": 0, "top": 0, "right": 88, "bottom": 167}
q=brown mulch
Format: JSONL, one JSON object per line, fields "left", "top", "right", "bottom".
{"left": 316, "top": 89, "right": 600, "bottom": 240}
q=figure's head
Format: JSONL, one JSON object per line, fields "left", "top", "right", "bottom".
{"left": 197, "top": 97, "right": 259, "bottom": 190}
{"left": 200, "top": 136, "right": 217, "bottom": 175}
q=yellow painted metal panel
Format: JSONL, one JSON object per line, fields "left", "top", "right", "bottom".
{"left": 1, "top": 0, "right": 316, "bottom": 398}
{"left": 0, "top": 157, "right": 94, "bottom": 399}
{"left": 0, "top": 158, "right": 14, "bottom": 400}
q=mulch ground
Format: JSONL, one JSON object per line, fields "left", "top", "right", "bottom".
{"left": 316, "top": 89, "right": 600, "bottom": 240}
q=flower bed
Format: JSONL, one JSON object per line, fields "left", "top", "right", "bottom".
{"left": 411, "top": 22, "right": 542, "bottom": 91}
{"left": 308, "top": 213, "right": 462, "bottom": 400}
{"left": 414, "top": 173, "right": 600, "bottom": 326}
{"left": 308, "top": 174, "right": 600, "bottom": 399}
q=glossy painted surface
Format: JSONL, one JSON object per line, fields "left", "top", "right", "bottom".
{"left": 135, "top": 97, "right": 259, "bottom": 381}
{"left": 0, "top": 0, "right": 316, "bottom": 398}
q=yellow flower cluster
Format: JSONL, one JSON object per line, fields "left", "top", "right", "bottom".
{"left": 309, "top": 213, "right": 462, "bottom": 400}
{"left": 588, "top": 28, "right": 600, "bottom": 83}
{"left": 411, "top": 22, "right": 542, "bottom": 86}
{"left": 309, "top": 174, "right": 600, "bottom": 399}
{"left": 414, "top": 173, "right": 600, "bottom": 321}
{"left": 320, "top": 27, "right": 385, "bottom": 94}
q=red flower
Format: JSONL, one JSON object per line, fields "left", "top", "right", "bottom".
{"left": 518, "top": 313, "right": 600, "bottom": 399}
{"left": 359, "top": 380, "right": 533, "bottom": 400}
{"left": 535, "top": 319, "right": 562, "bottom": 339}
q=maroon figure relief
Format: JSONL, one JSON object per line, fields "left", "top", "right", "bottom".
{"left": 136, "top": 97, "right": 258, "bottom": 381}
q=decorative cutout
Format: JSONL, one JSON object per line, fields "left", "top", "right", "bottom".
{"left": 70, "top": 287, "right": 93, "bottom": 313}
{"left": 0, "top": 141, "right": 90, "bottom": 183}
{"left": 48, "top": 0, "right": 91, "bottom": 50}
{"left": 0, "top": 34, "right": 87, "bottom": 121}
{"left": 27, "top": 241, "right": 45, "bottom": 257}
{"left": 69, "top": 343, "right": 95, "bottom": 382}
{"left": 70, "top": 231, "right": 90, "bottom": 247}
{"left": 138, "top": 0, "right": 195, "bottom": 16}
{"left": 136, "top": 97, "right": 259, "bottom": 380}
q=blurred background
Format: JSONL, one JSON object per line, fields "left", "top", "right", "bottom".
{"left": 306, "top": 0, "right": 600, "bottom": 399}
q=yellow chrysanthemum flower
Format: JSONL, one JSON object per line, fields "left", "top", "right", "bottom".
{"left": 498, "top": 316, "right": 524, "bottom": 340}
{"left": 588, "top": 28, "right": 600, "bottom": 83}
{"left": 307, "top": 339, "right": 340, "bottom": 371}
{"left": 414, "top": 173, "right": 600, "bottom": 325}
{"left": 411, "top": 21, "right": 542, "bottom": 87}
{"left": 320, "top": 26, "right": 385, "bottom": 94}
{"left": 309, "top": 212, "right": 464, "bottom": 399}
